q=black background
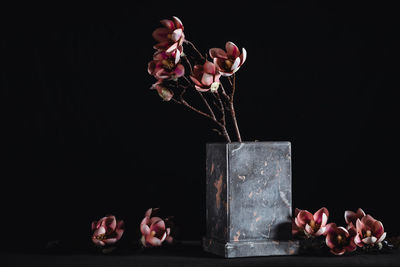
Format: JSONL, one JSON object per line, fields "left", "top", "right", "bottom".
{"left": 2, "top": 2, "right": 399, "bottom": 250}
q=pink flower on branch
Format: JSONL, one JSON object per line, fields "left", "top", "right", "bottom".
{"left": 140, "top": 208, "right": 173, "bottom": 247}
{"left": 148, "top": 50, "right": 185, "bottom": 80}
{"left": 294, "top": 207, "right": 329, "bottom": 237}
{"left": 190, "top": 61, "right": 221, "bottom": 92}
{"left": 354, "top": 214, "right": 386, "bottom": 247}
{"left": 91, "top": 215, "right": 124, "bottom": 247}
{"left": 209, "top": 41, "right": 247, "bottom": 76}
{"left": 153, "top": 16, "right": 185, "bottom": 53}
{"left": 325, "top": 223, "right": 357, "bottom": 255}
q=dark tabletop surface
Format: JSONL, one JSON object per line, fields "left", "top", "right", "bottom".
{"left": 3, "top": 241, "right": 400, "bottom": 267}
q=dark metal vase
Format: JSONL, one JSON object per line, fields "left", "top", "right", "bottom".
{"left": 203, "top": 142, "right": 299, "bottom": 258}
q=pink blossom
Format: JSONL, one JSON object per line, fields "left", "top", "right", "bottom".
{"left": 190, "top": 61, "right": 221, "bottom": 92}
{"left": 325, "top": 223, "right": 357, "bottom": 255}
{"left": 140, "top": 208, "right": 173, "bottom": 247}
{"left": 344, "top": 208, "right": 366, "bottom": 227}
{"left": 91, "top": 215, "right": 124, "bottom": 247}
{"left": 209, "top": 41, "right": 247, "bottom": 76}
{"left": 294, "top": 207, "right": 329, "bottom": 237}
{"left": 354, "top": 214, "right": 386, "bottom": 247}
{"left": 152, "top": 16, "right": 184, "bottom": 53}
{"left": 150, "top": 80, "right": 174, "bottom": 101}
{"left": 148, "top": 50, "right": 185, "bottom": 80}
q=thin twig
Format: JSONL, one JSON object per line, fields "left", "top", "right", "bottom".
{"left": 229, "top": 74, "right": 242, "bottom": 142}
{"left": 184, "top": 40, "right": 205, "bottom": 60}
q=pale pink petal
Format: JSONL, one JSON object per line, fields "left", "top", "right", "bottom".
{"left": 94, "top": 226, "right": 106, "bottom": 236}
{"left": 159, "top": 232, "right": 167, "bottom": 242}
{"left": 362, "top": 236, "right": 377, "bottom": 244}
{"left": 151, "top": 219, "right": 166, "bottom": 233}
{"left": 373, "top": 220, "right": 384, "bottom": 238}
{"left": 115, "top": 228, "right": 124, "bottom": 241}
{"left": 230, "top": 57, "right": 241, "bottom": 71}
{"left": 171, "top": 29, "right": 183, "bottom": 42}
{"left": 201, "top": 73, "right": 214, "bottom": 87}
{"left": 325, "top": 223, "right": 337, "bottom": 235}
{"left": 104, "top": 216, "right": 117, "bottom": 232}
{"left": 377, "top": 232, "right": 386, "bottom": 243}
{"left": 305, "top": 224, "right": 313, "bottom": 234}
{"left": 166, "top": 42, "right": 178, "bottom": 53}
{"left": 225, "top": 41, "right": 239, "bottom": 58}
{"left": 195, "top": 85, "right": 209, "bottom": 92}
{"left": 240, "top": 47, "right": 247, "bottom": 64}
{"left": 294, "top": 217, "right": 303, "bottom": 229}
{"left": 337, "top": 227, "right": 349, "bottom": 237}
{"left": 355, "top": 234, "right": 364, "bottom": 247}
{"left": 173, "top": 16, "right": 184, "bottom": 29}
{"left": 294, "top": 208, "right": 301, "bottom": 217}
{"left": 314, "top": 226, "right": 326, "bottom": 236}
{"left": 313, "top": 208, "right": 329, "bottom": 225}
{"left": 356, "top": 219, "right": 363, "bottom": 235}
{"left": 209, "top": 48, "right": 228, "bottom": 59}
{"left": 174, "top": 49, "right": 181, "bottom": 64}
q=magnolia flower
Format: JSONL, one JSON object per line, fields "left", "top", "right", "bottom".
{"left": 190, "top": 61, "right": 221, "bottom": 92}
{"left": 209, "top": 41, "right": 247, "bottom": 76}
{"left": 140, "top": 208, "right": 173, "bottom": 247}
{"left": 91, "top": 215, "right": 124, "bottom": 247}
{"left": 294, "top": 207, "right": 329, "bottom": 237}
{"left": 148, "top": 50, "right": 184, "bottom": 80}
{"left": 292, "top": 208, "right": 302, "bottom": 236}
{"left": 345, "top": 208, "right": 366, "bottom": 227}
{"left": 354, "top": 214, "right": 386, "bottom": 247}
{"left": 150, "top": 80, "right": 174, "bottom": 101}
{"left": 153, "top": 16, "right": 185, "bottom": 53}
{"left": 325, "top": 223, "right": 357, "bottom": 255}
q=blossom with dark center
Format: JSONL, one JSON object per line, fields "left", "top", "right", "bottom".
{"left": 140, "top": 208, "right": 173, "bottom": 247}
{"left": 354, "top": 214, "right": 386, "bottom": 247}
{"left": 91, "top": 215, "right": 124, "bottom": 246}
{"left": 152, "top": 16, "right": 184, "bottom": 53}
{"left": 325, "top": 223, "right": 357, "bottom": 255}
{"left": 294, "top": 207, "right": 329, "bottom": 237}
{"left": 209, "top": 41, "right": 246, "bottom": 76}
{"left": 190, "top": 61, "right": 221, "bottom": 92}
{"left": 148, "top": 50, "right": 184, "bottom": 80}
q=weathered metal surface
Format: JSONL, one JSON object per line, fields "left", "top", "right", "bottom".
{"left": 203, "top": 142, "right": 299, "bottom": 258}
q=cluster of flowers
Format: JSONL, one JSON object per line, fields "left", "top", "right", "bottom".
{"left": 292, "top": 207, "right": 386, "bottom": 255}
{"left": 147, "top": 16, "right": 246, "bottom": 101}
{"left": 91, "top": 208, "right": 173, "bottom": 250}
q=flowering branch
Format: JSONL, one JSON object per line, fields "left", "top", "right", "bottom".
{"left": 148, "top": 16, "right": 246, "bottom": 142}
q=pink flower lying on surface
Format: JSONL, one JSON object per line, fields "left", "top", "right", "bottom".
{"left": 140, "top": 208, "right": 173, "bottom": 247}
{"left": 209, "top": 41, "right": 247, "bottom": 76}
{"left": 325, "top": 223, "right": 357, "bottom": 255}
{"left": 153, "top": 16, "right": 184, "bottom": 53}
{"left": 91, "top": 215, "right": 124, "bottom": 247}
{"left": 190, "top": 61, "right": 221, "bottom": 92}
{"left": 148, "top": 50, "right": 185, "bottom": 80}
{"left": 354, "top": 214, "right": 386, "bottom": 247}
{"left": 292, "top": 208, "right": 302, "bottom": 236}
{"left": 294, "top": 207, "right": 329, "bottom": 237}
{"left": 345, "top": 208, "right": 366, "bottom": 227}
{"left": 150, "top": 80, "right": 174, "bottom": 101}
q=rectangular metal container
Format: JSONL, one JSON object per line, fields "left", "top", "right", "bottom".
{"left": 203, "top": 142, "right": 299, "bottom": 258}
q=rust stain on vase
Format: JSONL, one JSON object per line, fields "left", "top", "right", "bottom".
{"left": 214, "top": 174, "right": 223, "bottom": 209}
{"left": 210, "top": 163, "right": 215, "bottom": 175}
{"left": 233, "top": 231, "right": 241, "bottom": 242}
